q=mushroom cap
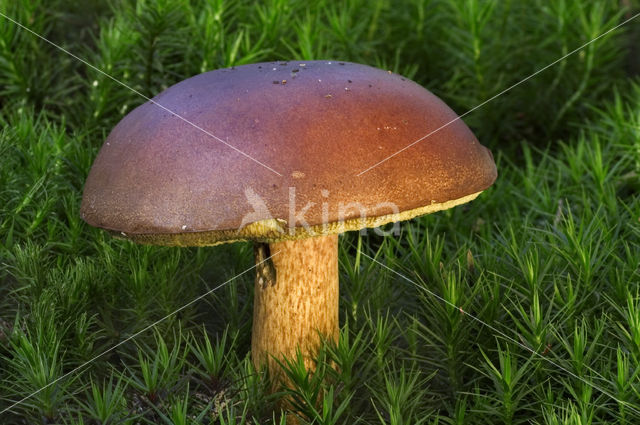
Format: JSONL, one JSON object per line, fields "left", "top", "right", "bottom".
{"left": 81, "top": 61, "right": 497, "bottom": 246}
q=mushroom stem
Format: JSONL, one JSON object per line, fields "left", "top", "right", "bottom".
{"left": 252, "top": 234, "right": 339, "bottom": 379}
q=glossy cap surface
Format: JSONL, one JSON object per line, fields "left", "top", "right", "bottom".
{"left": 81, "top": 61, "right": 497, "bottom": 245}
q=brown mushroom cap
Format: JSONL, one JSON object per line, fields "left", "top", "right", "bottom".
{"left": 81, "top": 61, "right": 497, "bottom": 246}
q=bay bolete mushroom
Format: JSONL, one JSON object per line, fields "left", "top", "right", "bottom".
{"left": 81, "top": 61, "right": 496, "bottom": 380}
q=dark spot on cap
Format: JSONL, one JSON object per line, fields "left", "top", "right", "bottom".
{"left": 272, "top": 81, "right": 279, "bottom": 84}
{"left": 347, "top": 80, "right": 352, "bottom": 83}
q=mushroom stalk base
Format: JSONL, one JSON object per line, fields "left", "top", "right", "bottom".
{"left": 252, "top": 234, "right": 339, "bottom": 379}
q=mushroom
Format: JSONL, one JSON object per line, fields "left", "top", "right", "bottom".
{"left": 81, "top": 61, "right": 496, "bottom": 384}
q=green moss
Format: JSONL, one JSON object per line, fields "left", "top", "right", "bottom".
{"left": 1, "top": 0, "right": 639, "bottom": 423}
